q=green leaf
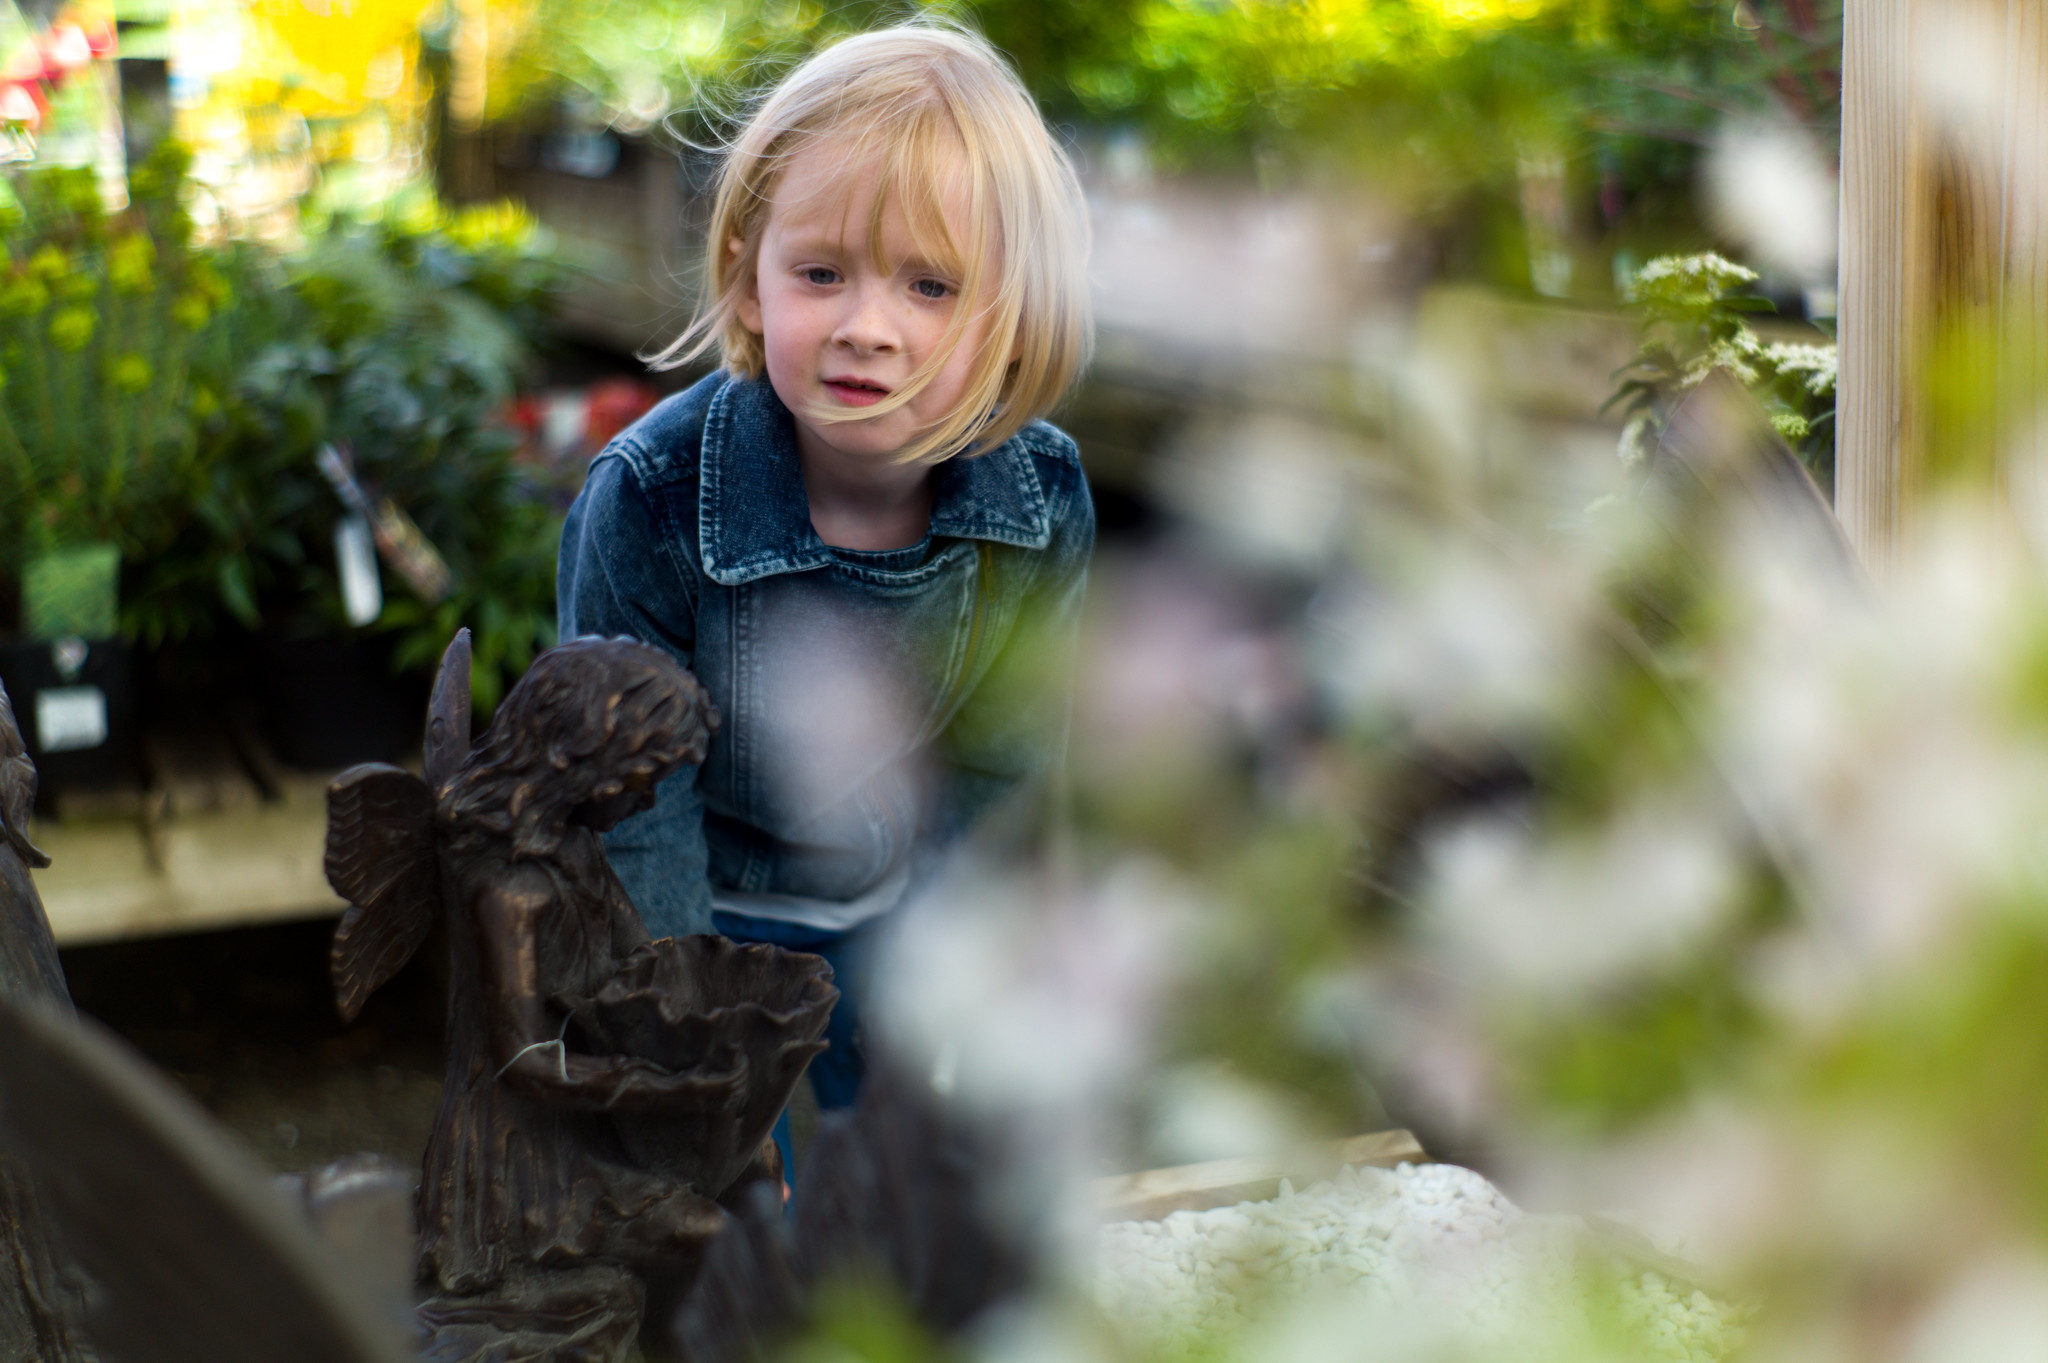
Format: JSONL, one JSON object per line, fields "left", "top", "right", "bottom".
{"left": 216, "top": 556, "right": 260, "bottom": 629}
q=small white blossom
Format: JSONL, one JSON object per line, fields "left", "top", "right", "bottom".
{"left": 1632, "top": 252, "right": 1759, "bottom": 296}
{"left": 1763, "top": 341, "right": 1838, "bottom": 396}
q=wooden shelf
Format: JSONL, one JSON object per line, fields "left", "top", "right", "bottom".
{"left": 26, "top": 722, "right": 351, "bottom": 945}
{"left": 30, "top": 772, "right": 342, "bottom": 946}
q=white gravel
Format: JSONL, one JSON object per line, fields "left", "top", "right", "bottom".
{"left": 1095, "top": 1161, "right": 1744, "bottom": 1360}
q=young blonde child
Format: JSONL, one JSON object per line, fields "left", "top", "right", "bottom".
{"left": 556, "top": 24, "right": 1094, "bottom": 1167}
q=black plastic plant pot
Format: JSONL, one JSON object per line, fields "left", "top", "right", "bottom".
{"left": 254, "top": 632, "right": 432, "bottom": 771}
{"left": 0, "top": 638, "right": 141, "bottom": 797}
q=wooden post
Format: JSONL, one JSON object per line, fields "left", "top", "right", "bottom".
{"left": 1836, "top": 0, "right": 1911, "bottom": 570}
{"left": 1837, "top": 0, "right": 2048, "bottom": 571}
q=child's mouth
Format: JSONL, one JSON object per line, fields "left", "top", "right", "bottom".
{"left": 823, "top": 377, "right": 890, "bottom": 408}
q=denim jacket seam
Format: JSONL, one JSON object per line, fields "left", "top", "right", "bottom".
{"left": 596, "top": 447, "right": 705, "bottom": 622}
{"left": 825, "top": 547, "right": 970, "bottom": 589}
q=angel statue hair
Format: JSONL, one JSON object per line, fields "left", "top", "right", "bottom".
{"left": 437, "top": 636, "right": 721, "bottom": 860}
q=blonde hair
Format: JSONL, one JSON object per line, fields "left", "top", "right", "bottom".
{"left": 651, "top": 23, "right": 1093, "bottom": 463}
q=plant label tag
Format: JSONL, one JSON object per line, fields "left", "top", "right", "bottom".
{"left": 336, "top": 515, "right": 383, "bottom": 627}
{"left": 37, "top": 686, "right": 107, "bottom": 753}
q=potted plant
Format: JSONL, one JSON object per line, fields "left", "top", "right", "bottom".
{"left": 126, "top": 194, "right": 570, "bottom": 763}
{"left": 0, "top": 143, "right": 264, "bottom": 797}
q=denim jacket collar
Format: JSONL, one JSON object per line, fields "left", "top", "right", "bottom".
{"left": 698, "top": 376, "right": 1052, "bottom": 586}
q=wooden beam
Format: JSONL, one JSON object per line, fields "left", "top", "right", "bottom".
{"left": 1838, "top": 0, "right": 2048, "bottom": 568}
{"left": 1836, "top": 0, "right": 1913, "bottom": 569}
{"left": 1093, "top": 1128, "right": 1428, "bottom": 1223}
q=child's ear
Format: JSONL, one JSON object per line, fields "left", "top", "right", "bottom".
{"left": 731, "top": 237, "right": 764, "bottom": 334}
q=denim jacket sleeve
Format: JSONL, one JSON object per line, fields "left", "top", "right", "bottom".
{"left": 557, "top": 450, "right": 717, "bottom": 938}
{"left": 932, "top": 441, "right": 1097, "bottom": 846}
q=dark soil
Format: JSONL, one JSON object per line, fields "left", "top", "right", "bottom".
{"left": 60, "top": 917, "right": 447, "bottom": 1175}
{"left": 57, "top": 916, "right": 822, "bottom": 1181}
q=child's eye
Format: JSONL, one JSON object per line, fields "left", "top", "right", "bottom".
{"left": 801, "top": 267, "right": 839, "bottom": 286}
{"left": 913, "top": 278, "right": 953, "bottom": 301}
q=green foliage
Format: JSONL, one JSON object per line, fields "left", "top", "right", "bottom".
{"left": 0, "top": 145, "right": 565, "bottom": 715}
{"left": 123, "top": 194, "right": 570, "bottom": 712}
{"left": 1608, "top": 252, "right": 1837, "bottom": 487}
{"left": 1519, "top": 944, "right": 1763, "bottom": 1131}
{"left": 0, "top": 143, "right": 274, "bottom": 577}
{"left": 781, "top": 1275, "right": 950, "bottom": 1363}
{"left": 488, "top": 0, "right": 1836, "bottom": 246}
{"left": 487, "top": 0, "right": 907, "bottom": 140}
{"left": 381, "top": 490, "right": 560, "bottom": 718}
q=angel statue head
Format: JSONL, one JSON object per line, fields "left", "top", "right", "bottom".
{"left": 0, "top": 684, "right": 49, "bottom": 870}
{"left": 439, "top": 637, "right": 719, "bottom": 860}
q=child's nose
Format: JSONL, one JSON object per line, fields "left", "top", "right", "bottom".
{"left": 833, "top": 283, "right": 901, "bottom": 354}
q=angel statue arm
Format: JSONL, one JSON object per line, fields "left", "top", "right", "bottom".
{"left": 472, "top": 866, "right": 695, "bottom": 1112}
{"left": 601, "top": 864, "right": 653, "bottom": 959}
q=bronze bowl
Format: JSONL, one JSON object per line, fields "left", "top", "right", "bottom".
{"left": 563, "top": 935, "right": 837, "bottom": 1196}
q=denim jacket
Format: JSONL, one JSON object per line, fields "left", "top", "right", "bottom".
{"left": 556, "top": 372, "right": 1095, "bottom": 938}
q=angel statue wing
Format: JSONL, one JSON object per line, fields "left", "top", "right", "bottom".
{"left": 325, "top": 766, "right": 436, "bottom": 1024}
{"left": 422, "top": 627, "right": 472, "bottom": 792}
{"left": 325, "top": 631, "right": 471, "bottom": 1022}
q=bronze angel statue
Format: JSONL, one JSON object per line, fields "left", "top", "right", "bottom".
{"left": 323, "top": 632, "right": 838, "bottom": 1362}
{"left": 0, "top": 680, "right": 93, "bottom": 1362}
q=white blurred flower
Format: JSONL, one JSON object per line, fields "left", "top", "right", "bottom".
{"left": 752, "top": 601, "right": 921, "bottom": 828}
{"left": 1907, "top": 1256, "right": 2048, "bottom": 1363}
{"left": 1705, "top": 118, "right": 1837, "bottom": 283}
{"left": 1714, "top": 515, "right": 2048, "bottom": 967}
{"left": 1075, "top": 555, "right": 1302, "bottom": 775}
{"left": 1149, "top": 410, "right": 1376, "bottom": 569}
{"left": 1420, "top": 803, "right": 1740, "bottom": 999}
{"left": 877, "top": 858, "right": 1197, "bottom": 1120}
{"left": 1512, "top": 1102, "right": 1794, "bottom": 1277}
{"left": 1244, "top": 1288, "right": 1410, "bottom": 1363}
{"left": 877, "top": 858, "right": 1204, "bottom": 1277}
{"left": 1147, "top": 1065, "right": 1305, "bottom": 1166}
{"left": 1326, "top": 963, "right": 1501, "bottom": 1139}
{"left": 1316, "top": 546, "right": 1599, "bottom": 742}
{"left": 1744, "top": 930, "right": 1863, "bottom": 1035}
{"left": 1912, "top": 7, "right": 2046, "bottom": 194}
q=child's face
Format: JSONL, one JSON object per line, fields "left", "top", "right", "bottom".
{"left": 737, "top": 137, "right": 996, "bottom": 470}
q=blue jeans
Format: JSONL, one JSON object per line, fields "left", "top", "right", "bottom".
{"left": 710, "top": 910, "right": 881, "bottom": 1181}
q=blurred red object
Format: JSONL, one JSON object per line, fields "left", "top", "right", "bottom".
{"left": 507, "top": 394, "right": 544, "bottom": 440}
{"left": 504, "top": 378, "right": 659, "bottom": 481}
{"left": 0, "top": 83, "right": 41, "bottom": 126}
{"left": 40, "top": 24, "right": 91, "bottom": 79}
{"left": 583, "top": 378, "right": 658, "bottom": 451}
